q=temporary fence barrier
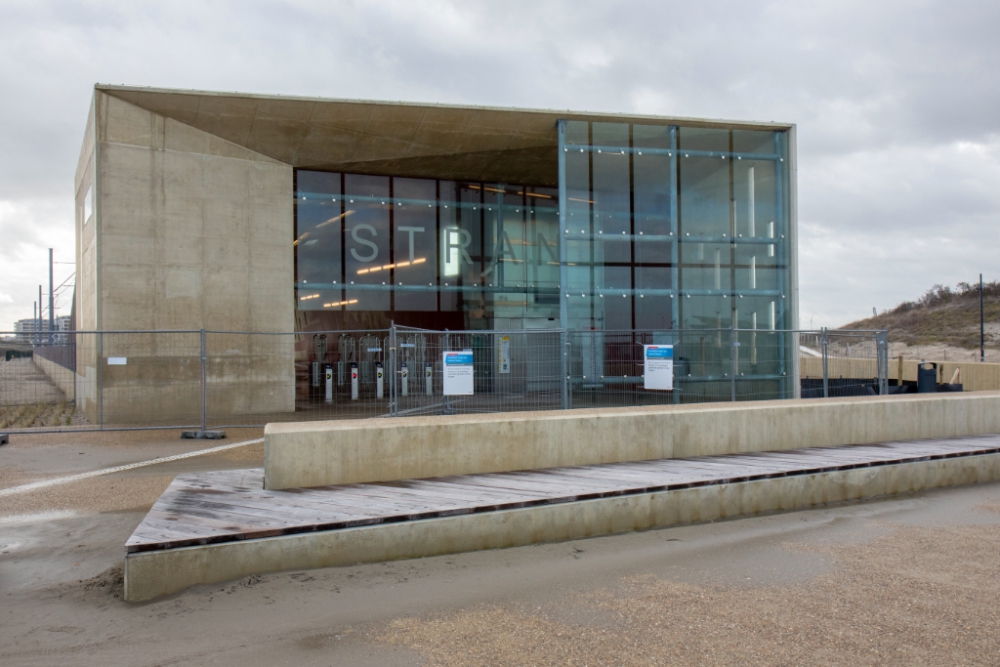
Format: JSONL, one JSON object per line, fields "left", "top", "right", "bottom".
{"left": 0, "top": 326, "right": 888, "bottom": 434}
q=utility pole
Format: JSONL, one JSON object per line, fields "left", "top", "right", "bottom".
{"left": 980, "top": 273, "right": 985, "bottom": 363}
{"left": 48, "top": 248, "right": 54, "bottom": 346}
{"left": 38, "top": 285, "right": 43, "bottom": 345}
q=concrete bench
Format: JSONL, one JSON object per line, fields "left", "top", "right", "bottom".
{"left": 264, "top": 392, "right": 1000, "bottom": 489}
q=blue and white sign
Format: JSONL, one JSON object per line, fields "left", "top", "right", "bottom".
{"left": 443, "top": 349, "right": 475, "bottom": 395}
{"left": 643, "top": 345, "right": 674, "bottom": 390}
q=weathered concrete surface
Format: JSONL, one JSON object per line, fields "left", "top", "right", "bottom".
{"left": 124, "top": 451, "right": 1000, "bottom": 601}
{"left": 0, "top": 358, "right": 67, "bottom": 407}
{"left": 265, "top": 392, "right": 1000, "bottom": 489}
{"left": 73, "top": 89, "right": 296, "bottom": 424}
{"left": 32, "top": 356, "right": 74, "bottom": 400}
{"left": 101, "top": 85, "right": 795, "bottom": 188}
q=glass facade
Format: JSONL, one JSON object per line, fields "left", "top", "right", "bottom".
{"left": 559, "top": 121, "right": 790, "bottom": 332}
{"left": 294, "top": 119, "right": 793, "bottom": 398}
{"left": 295, "top": 173, "right": 563, "bottom": 331}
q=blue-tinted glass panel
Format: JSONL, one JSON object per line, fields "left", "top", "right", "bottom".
{"left": 591, "top": 123, "right": 632, "bottom": 329}
{"left": 678, "top": 129, "right": 730, "bottom": 240}
{"left": 393, "top": 177, "right": 437, "bottom": 311}
{"left": 295, "top": 171, "right": 342, "bottom": 311}
{"left": 679, "top": 242, "right": 732, "bottom": 292}
{"left": 344, "top": 174, "right": 391, "bottom": 311}
{"left": 563, "top": 122, "right": 594, "bottom": 328}
{"left": 632, "top": 124, "right": 674, "bottom": 331}
{"left": 438, "top": 182, "right": 484, "bottom": 319}
{"left": 526, "top": 186, "right": 559, "bottom": 286}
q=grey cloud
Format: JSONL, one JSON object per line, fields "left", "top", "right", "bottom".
{"left": 0, "top": 0, "right": 999, "bottom": 329}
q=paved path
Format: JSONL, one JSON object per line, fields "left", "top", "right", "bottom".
{"left": 0, "top": 437, "right": 263, "bottom": 499}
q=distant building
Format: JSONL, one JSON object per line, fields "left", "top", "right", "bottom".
{"left": 14, "top": 315, "right": 71, "bottom": 344}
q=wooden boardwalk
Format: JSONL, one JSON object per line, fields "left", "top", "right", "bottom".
{"left": 127, "top": 435, "right": 1000, "bottom": 555}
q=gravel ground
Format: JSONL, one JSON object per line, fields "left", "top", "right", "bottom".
{"left": 378, "top": 516, "right": 1000, "bottom": 666}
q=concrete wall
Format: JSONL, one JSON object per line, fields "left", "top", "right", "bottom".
{"left": 33, "top": 356, "right": 74, "bottom": 400}
{"left": 801, "top": 356, "right": 1000, "bottom": 392}
{"left": 126, "top": 452, "right": 1000, "bottom": 601}
{"left": 74, "top": 89, "right": 297, "bottom": 424}
{"left": 75, "top": 98, "right": 99, "bottom": 420}
{"left": 265, "top": 392, "right": 1000, "bottom": 489}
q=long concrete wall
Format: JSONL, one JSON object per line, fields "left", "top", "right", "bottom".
{"left": 32, "top": 356, "right": 74, "bottom": 400}
{"left": 126, "top": 452, "right": 1000, "bottom": 601}
{"left": 265, "top": 392, "right": 1000, "bottom": 489}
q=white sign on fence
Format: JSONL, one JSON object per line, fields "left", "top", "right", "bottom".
{"left": 442, "top": 349, "right": 474, "bottom": 395}
{"left": 498, "top": 336, "right": 511, "bottom": 374}
{"left": 643, "top": 345, "right": 674, "bottom": 390}
{"left": 107, "top": 357, "right": 127, "bottom": 366}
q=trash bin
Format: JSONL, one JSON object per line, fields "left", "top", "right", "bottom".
{"left": 917, "top": 362, "right": 937, "bottom": 393}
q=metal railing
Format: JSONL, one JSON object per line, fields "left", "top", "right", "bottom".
{"left": 0, "top": 326, "right": 888, "bottom": 434}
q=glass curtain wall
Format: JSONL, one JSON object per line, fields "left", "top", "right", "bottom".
{"left": 294, "top": 120, "right": 791, "bottom": 401}
{"left": 295, "top": 172, "right": 560, "bottom": 332}
{"left": 558, "top": 120, "right": 792, "bottom": 399}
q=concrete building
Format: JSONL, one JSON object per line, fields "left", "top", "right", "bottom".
{"left": 74, "top": 85, "right": 798, "bottom": 423}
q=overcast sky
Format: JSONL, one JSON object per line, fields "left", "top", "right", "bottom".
{"left": 1, "top": 0, "right": 998, "bottom": 331}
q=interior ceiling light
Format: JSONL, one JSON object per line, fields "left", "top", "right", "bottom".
{"left": 316, "top": 210, "right": 354, "bottom": 229}
{"left": 322, "top": 299, "right": 359, "bottom": 308}
{"left": 357, "top": 258, "right": 427, "bottom": 275}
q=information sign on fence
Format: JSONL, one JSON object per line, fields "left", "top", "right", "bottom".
{"left": 443, "top": 350, "right": 474, "bottom": 395}
{"left": 498, "top": 336, "right": 511, "bottom": 374}
{"left": 643, "top": 345, "right": 674, "bottom": 390}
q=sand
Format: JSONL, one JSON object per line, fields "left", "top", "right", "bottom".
{"left": 1, "top": 429, "right": 999, "bottom": 666}
{"left": 887, "top": 340, "right": 1000, "bottom": 363}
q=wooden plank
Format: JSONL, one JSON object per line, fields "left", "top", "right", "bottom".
{"left": 130, "top": 517, "right": 247, "bottom": 545}
{"left": 437, "top": 474, "right": 582, "bottom": 497}
{"left": 183, "top": 491, "right": 373, "bottom": 520}
{"left": 317, "top": 487, "right": 463, "bottom": 515}
{"left": 370, "top": 479, "right": 525, "bottom": 505}
{"left": 140, "top": 505, "right": 290, "bottom": 536}
{"left": 544, "top": 465, "right": 677, "bottom": 487}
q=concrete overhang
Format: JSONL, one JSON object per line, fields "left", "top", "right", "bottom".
{"left": 98, "top": 84, "right": 794, "bottom": 187}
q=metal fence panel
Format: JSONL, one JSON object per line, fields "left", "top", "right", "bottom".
{"left": 389, "top": 328, "right": 565, "bottom": 417}
{"left": 206, "top": 329, "right": 394, "bottom": 428}
{"left": 0, "top": 326, "right": 888, "bottom": 434}
{"left": 799, "top": 329, "right": 886, "bottom": 398}
{"left": 0, "top": 331, "right": 204, "bottom": 431}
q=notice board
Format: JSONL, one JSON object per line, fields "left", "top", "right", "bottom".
{"left": 498, "top": 336, "right": 511, "bottom": 374}
{"left": 643, "top": 345, "right": 674, "bottom": 390}
{"left": 443, "top": 350, "right": 474, "bottom": 395}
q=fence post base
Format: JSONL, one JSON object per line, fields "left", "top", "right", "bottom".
{"left": 181, "top": 430, "right": 226, "bottom": 440}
